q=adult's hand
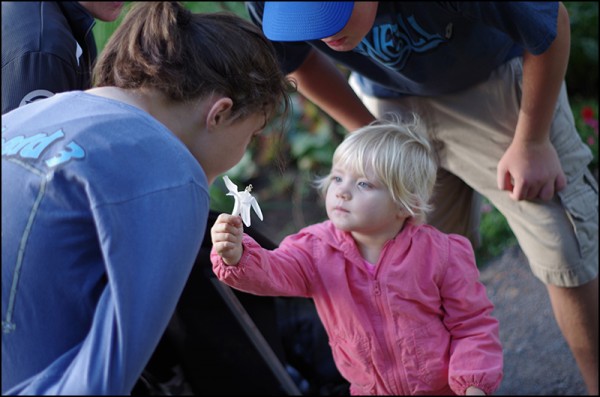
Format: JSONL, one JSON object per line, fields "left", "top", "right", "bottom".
{"left": 497, "top": 138, "right": 566, "bottom": 201}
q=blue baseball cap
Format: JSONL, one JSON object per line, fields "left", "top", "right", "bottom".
{"left": 263, "top": 2, "right": 354, "bottom": 42}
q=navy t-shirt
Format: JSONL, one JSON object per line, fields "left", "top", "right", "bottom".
{"left": 247, "top": 2, "right": 558, "bottom": 97}
{"left": 1, "top": 2, "right": 98, "bottom": 114}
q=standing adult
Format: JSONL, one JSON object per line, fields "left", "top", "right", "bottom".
{"left": 1, "top": 1, "right": 125, "bottom": 114}
{"left": 1, "top": 2, "right": 291, "bottom": 394}
{"left": 246, "top": 2, "right": 598, "bottom": 394}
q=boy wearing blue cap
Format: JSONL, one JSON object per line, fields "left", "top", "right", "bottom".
{"left": 246, "top": 2, "right": 598, "bottom": 395}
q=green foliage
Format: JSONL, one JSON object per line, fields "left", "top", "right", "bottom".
{"left": 93, "top": 2, "right": 248, "bottom": 52}
{"left": 564, "top": 2, "right": 599, "bottom": 98}
{"left": 570, "top": 98, "right": 599, "bottom": 178}
{"left": 286, "top": 96, "right": 340, "bottom": 173}
{"left": 183, "top": 2, "right": 248, "bottom": 16}
{"left": 475, "top": 200, "right": 517, "bottom": 265}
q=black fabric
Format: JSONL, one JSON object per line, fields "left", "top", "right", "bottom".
{"left": 276, "top": 298, "right": 350, "bottom": 396}
{"left": 1, "top": 1, "right": 96, "bottom": 114}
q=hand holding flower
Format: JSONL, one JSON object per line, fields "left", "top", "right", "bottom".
{"left": 210, "top": 213, "right": 244, "bottom": 266}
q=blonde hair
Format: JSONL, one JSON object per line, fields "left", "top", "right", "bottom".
{"left": 316, "top": 114, "right": 437, "bottom": 223}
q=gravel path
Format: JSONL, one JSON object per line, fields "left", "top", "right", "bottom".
{"left": 478, "top": 244, "right": 588, "bottom": 395}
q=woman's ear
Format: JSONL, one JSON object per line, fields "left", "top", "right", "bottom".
{"left": 206, "top": 97, "right": 233, "bottom": 129}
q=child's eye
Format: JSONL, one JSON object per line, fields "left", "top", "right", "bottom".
{"left": 331, "top": 175, "right": 342, "bottom": 183}
{"left": 358, "top": 181, "right": 372, "bottom": 189}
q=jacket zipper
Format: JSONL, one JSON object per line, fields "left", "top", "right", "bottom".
{"left": 372, "top": 277, "right": 406, "bottom": 395}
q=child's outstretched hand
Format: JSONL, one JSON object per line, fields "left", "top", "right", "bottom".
{"left": 211, "top": 213, "right": 244, "bottom": 266}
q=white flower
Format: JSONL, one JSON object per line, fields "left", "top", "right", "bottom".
{"left": 223, "top": 175, "right": 263, "bottom": 227}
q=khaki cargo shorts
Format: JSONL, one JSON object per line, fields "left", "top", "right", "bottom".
{"left": 350, "top": 57, "right": 598, "bottom": 287}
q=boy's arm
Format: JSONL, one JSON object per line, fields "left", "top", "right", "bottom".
{"left": 497, "top": 2, "right": 570, "bottom": 201}
{"left": 289, "top": 49, "right": 376, "bottom": 132}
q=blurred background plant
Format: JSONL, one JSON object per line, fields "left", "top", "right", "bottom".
{"left": 94, "top": 2, "right": 598, "bottom": 265}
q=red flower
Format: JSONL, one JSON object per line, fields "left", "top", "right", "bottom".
{"left": 581, "top": 106, "right": 595, "bottom": 120}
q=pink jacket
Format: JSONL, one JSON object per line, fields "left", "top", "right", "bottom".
{"left": 211, "top": 221, "right": 503, "bottom": 395}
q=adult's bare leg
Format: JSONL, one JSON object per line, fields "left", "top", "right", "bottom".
{"left": 547, "top": 277, "right": 598, "bottom": 395}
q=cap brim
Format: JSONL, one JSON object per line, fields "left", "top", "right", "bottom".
{"left": 263, "top": 2, "right": 354, "bottom": 42}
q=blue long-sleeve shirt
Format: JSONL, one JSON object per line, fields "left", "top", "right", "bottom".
{"left": 2, "top": 91, "right": 208, "bottom": 394}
